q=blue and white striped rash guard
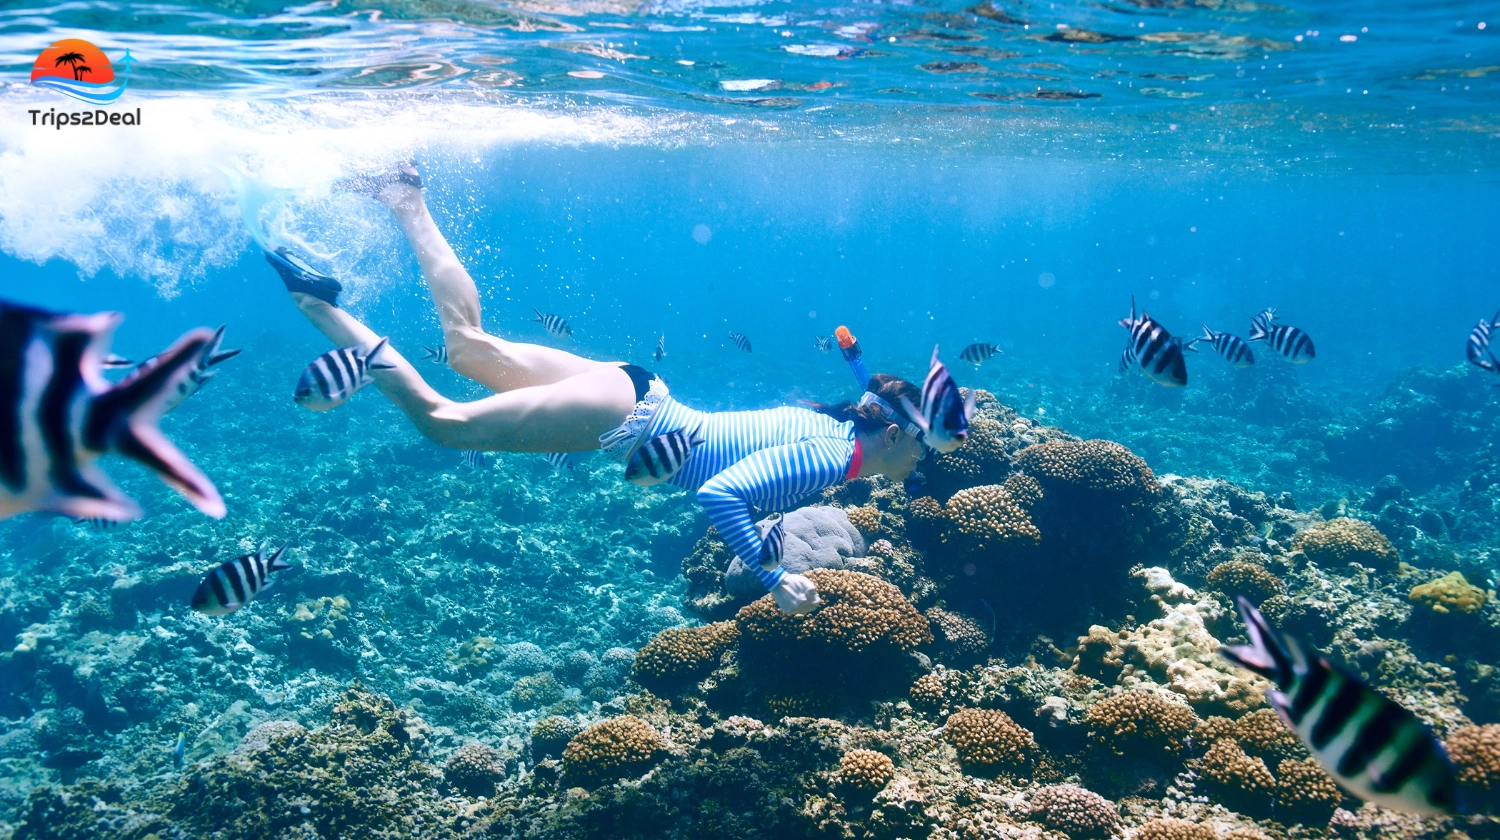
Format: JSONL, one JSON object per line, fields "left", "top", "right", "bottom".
{"left": 641, "top": 397, "right": 858, "bottom": 591}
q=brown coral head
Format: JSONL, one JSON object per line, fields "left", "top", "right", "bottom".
{"left": 444, "top": 742, "right": 506, "bottom": 798}
{"left": 1015, "top": 439, "right": 1158, "bottom": 497}
{"left": 1291, "top": 517, "right": 1400, "bottom": 571}
{"left": 1083, "top": 691, "right": 1198, "bottom": 755}
{"left": 943, "top": 484, "right": 1041, "bottom": 555}
{"left": 1135, "top": 818, "right": 1216, "bottom": 840}
{"left": 839, "top": 749, "right": 896, "bottom": 793}
{"left": 944, "top": 707, "right": 1036, "bottom": 771}
{"left": 1447, "top": 724, "right": 1500, "bottom": 793}
{"left": 1206, "top": 560, "right": 1287, "bottom": 603}
{"left": 1025, "top": 784, "right": 1120, "bottom": 839}
{"left": 1409, "top": 571, "right": 1488, "bottom": 616}
{"left": 561, "top": 716, "right": 662, "bottom": 788}
{"left": 632, "top": 621, "right": 740, "bottom": 694}
{"left": 735, "top": 569, "right": 932, "bottom": 654}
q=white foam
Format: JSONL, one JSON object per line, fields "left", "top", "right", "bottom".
{"left": 0, "top": 91, "right": 682, "bottom": 297}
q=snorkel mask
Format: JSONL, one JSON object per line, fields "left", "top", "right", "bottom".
{"left": 838, "top": 325, "right": 931, "bottom": 495}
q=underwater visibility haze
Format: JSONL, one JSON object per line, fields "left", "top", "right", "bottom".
{"left": 0, "top": 0, "right": 1498, "bottom": 835}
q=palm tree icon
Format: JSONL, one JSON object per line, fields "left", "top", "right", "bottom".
{"left": 75, "top": 65, "right": 92, "bottom": 80}
{"left": 53, "top": 51, "right": 87, "bottom": 80}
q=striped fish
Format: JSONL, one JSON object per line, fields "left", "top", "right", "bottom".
{"left": 461, "top": 449, "right": 486, "bottom": 469}
{"left": 1221, "top": 597, "right": 1465, "bottom": 816}
{"left": 546, "top": 452, "right": 574, "bottom": 471}
{"left": 140, "top": 324, "right": 242, "bottom": 414}
{"left": 101, "top": 354, "right": 134, "bottom": 369}
{"left": 625, "top": 427, "right": 706, "bottom": 486}
{"left": 959, "top": 342, "right": 1001, "bottom": 365}
{"left": 0, "top": 301, "right": 225, "bottom": 523}
{"left": 294, "top": 337, "right": 396, "bottom": 411}
{"left": 814, "top": 335, "right": 834, "bottom": 353}
{"left": 72, "top": 517, "right": 124, "bottom": 532}
{"left": 533, "top": 310, "right": 572, "bottom": 338}
{"left": 422, "top": 344, "right": 449, "bottom": 365}
{"left": 1118, "top": 296, "right": 1189, "bottom": 387}
{"left": 728, "top": 332, "right": 752, "bottom": 353}
{"left": 654, "top": 335, "right": 666, "bottom": 363}
{"left": 190, "top": 542, "right": 292, "bottom": 616}
{"left": 901, "top": 346, "right": 975, "bottom": 454}
{"left": 1197, "top": 326, "right": 1255, "bottom": 368}
{"left": 1466, "top": 311, "right": 1498, "bottom": 374}
{"left": 1248, "top": 308, "right": 1315, "bottom": 364}
{"left": 758, "top": 512, "right": 786, "bottom": 568}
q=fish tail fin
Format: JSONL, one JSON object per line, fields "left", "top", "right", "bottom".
{"left": 1221, "top": 596, "right": 1295, "bottom": 688}
{"left": 87, "top": 328, "right": 225, "bottom": 518}
{"left": 366, "top": 337, "right": 398, "bottom": 371}
{"left": 534, "top": 309, "right": 544, "bottom": 322}
{"left": 208, "top": 347, "right": 242, "bottom": 367}
{"left": 1201, "top": 325, "right": 1216, "bottom": 341}
{"left": 204, "top": 325, "right": 242, "bottom": 367}
{"left": 267, "top": 541, "right": 293, "bottom": 571}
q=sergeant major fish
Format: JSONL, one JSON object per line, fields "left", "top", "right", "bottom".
{"left": 900, "top": 346, "right": 975, "bottom": 454}
{"left": 461, "top": 449, "right": 486, "bottom": 469}
{"left": 959, "top": 343, "right": 1001, "bottom": 365}
{"left": 136, "top": 324, "right": 242, "bottom": 415}
{"left": 533, "top": 310, "right": 572, "bottom": 338}
{"left": 625, "top": 427, "right": 706, "bottom": 486}
{"left": 422, "top": 344, "right": 449, "bottom": 365}
{"left": 1248, "top": 308, "right": 1316, "bottom": 364}
{"left": 1221, "top": 597, "right": 1465, "bottom": 816}
{"left": 654, "top": 335, "right": 666, "bottom": 363}
{"left": 191, "top": 542, "right": 292, "bottom": 616}
{"left": 546, "top": 452, "right": 574, "bottom": 471}
{"left": 728, "top": 332, "right": 752, "bottom": 353}
{"left": 1196, "top": 326, "right": 1255, "bottom": 368}
{"left": 1118, "top": 296, "right": 1190, "bottom": 388}
{"left": 1466, "top": 310, "right": 1498, "bottom": 374}
{"left": 294, "top": 337, "right": 396, "bottom": 411}
{"left": 813, "top": 335, "right": 834, "bottom": 353}
{"left": 0, "top": 300, "right": 226, "bottom": 523}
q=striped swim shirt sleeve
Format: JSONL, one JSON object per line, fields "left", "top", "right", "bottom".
{"left": 694, "top": 436, "right": 855, "bottom": 590}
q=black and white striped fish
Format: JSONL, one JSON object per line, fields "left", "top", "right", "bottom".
{"left": 654, "top": 335, "right": 666, "bottom": 363}
{"left": 1248, "top": 308, "right": 1315, "bottom": 364}
{"left": 533, "top": 310, "right": 572, "bottom": 338}
{"left": 814, "top": 335, "right": 834, "bottom": 353}
{"left": 101, "top": 354, "right": 135, "bottom": 369}
{"left": 546, "top": 452, "right": 574, "bottom": 471}
{"left": 1221, "top": 597, "right": 1465, "bottom": 816}
{"left": 900, "top": 346, "right": 976, "bottom": 454}
{"left": 1196, "top": 326, "right": 1255, "bottom": 368}
{"left": 294, "top": 337, "right": 396, "bottom": 411}
{"left": 1466, "top": 310, "right": 1498, "bottom": 374}
{"left": 758, "top": 512, "right": 786, "bottom": 568}
{"left": 728, "top": 332, "right": 752, "bottom": 353}
{"left": 422, "top": 344, "right": 449, "bottom": 365}
{"left": 461, "top": 449, "right": 486, "bottom": 469}
{"left": 190, "top": 542, "right": 292, "bottom": 616}
{"left": 1118, "top": 296, "right": 1189, "bottom": 388}
{"left": 625, "top": 427, "right": 706, "bottom": 486}
{"left": 72, "top": 517, "right": 124, "bottom": 532}
{"left": 959, "top": 342, "right": 1001, "bottom": 365}
{"left": 141, "top": 324, "right": 242, "bottom": 415}
{"left": 0, "top": 301, "right": 226, "bottom": 523}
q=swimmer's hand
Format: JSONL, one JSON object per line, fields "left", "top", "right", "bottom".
{"left": 771, "top": 573, "right": 822, "bottom": 616}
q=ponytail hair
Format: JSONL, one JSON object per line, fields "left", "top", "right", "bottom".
{"left": 808, "top": 373, "right": 922, "bottom": 435}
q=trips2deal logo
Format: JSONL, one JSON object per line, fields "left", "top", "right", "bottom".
{"left": 28, "top": 38, "right": 140, "bottom": 128}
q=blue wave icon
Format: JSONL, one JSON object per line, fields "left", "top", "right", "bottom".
{"left": 31, "top": 48, "right": 132, "bottom": 105}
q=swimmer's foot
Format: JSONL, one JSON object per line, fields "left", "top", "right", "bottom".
{"left": 333, "top": 160, "right": 423, "bottom": 208}
{"left": 265, "top": 246, "right": 342, "bottom": 307}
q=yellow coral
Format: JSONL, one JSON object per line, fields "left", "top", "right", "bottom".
{"left": 839, "top": 749, "right": 895, "bottom": 792}
{"left": 943, "top": 484, "right": 1041, "bottom": 554}
{"left": 926, "top": 412, "right": 1011, "bottom": 497}
{"left": 1274, "top": 756, "right": 1342, "bottom": 821}
{"left": 1447, "top": 724, "right": 1500, "bottom": 792}
{"left": 1234, "top": 708, "right": 1303, "bottom": 762}
{"left": 736, "top": 569, "right": 932, "bottom": 654}
{"left": 845, "top": 505, "right": 884, "bottom": 538}
{"left": 632, "top": 621, "right": 740, "bottom": 692}
{"left": 944, "top": 708, "right": 1036, "bottom": 771}
{"left": 1292, "top": 517, "right": 1400, "bottom": 570}
{"left": 561, "top": 716, "right": 661, "bottom": 787}
{"left": 1409, "top": 571, "right": 1488, "bottom": 615}
{"left": 1084, "top": 691, "right": 1198, "bottom": 754}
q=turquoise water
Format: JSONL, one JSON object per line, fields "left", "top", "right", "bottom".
{"left": 1, "top": 0, "right": 1499, "bottom": 836}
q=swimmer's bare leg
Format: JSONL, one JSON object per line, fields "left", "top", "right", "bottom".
{"left": 366, "top": 171, "right": 618, "bottom": 393}
{"left": 291, "top": 293, "right": 634, "bottom": 452}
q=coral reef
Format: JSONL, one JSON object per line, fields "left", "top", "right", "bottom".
{"left": 926, "top": 606, "right": 990, "bottom": 666}
{"left": 1083, "top": 690, "right": 1197, "bottom": 755}
{"left": 1137, "top": 817, "right": 1217, "bottom": 840}
{"left": 724, "top": 507, "right": 866, "bottom": 600}
{"left": 632, "top": 620, "right": 739, "bottom": 694}
{"left": 445, "top": 741, "right": 506, "bottom": 797}
{"left": 944, "top": 707, "right": 1036, "bottom": 771}
{"left": 1273, "top": 756, "right": 1342, "bottom": 823}
{"left": 942, "top": 484, "right": 1041, "bottom": 556}
{"left": 1292, "top": 516, "right": 1401, "bottom": 571}
{"left": 529, "top": 715, "right": 581, "bottom": 759}
{"left": 1205, "top": 559, "right": 1287, "bottom": 603}
{"left": 1197, "top": 737, "right": 1275, "bottom": 814}
{"left": 1409, "top": 571, "right": 1488, "bottom": 615}
{"left": 561, "top": 715, "right": 661, "bottom": 787}
{"left": 1025, "top": 784, "right": 1120, "bottom": 839}
{"left": 1447, "top": 723, "right": 1500, "bottom": 793}
{"left": 511, "top": 672, "right": 564, "bottom": 710}
{"left": 838, "top": 748, "right": 895, "bottom": 792}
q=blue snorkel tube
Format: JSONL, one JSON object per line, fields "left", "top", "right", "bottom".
{"left": 835, "top": 325, "right": 927, "bottom": 495}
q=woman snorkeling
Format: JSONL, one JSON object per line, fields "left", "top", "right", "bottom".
{"left": 265, "top": 163, "right": 949, "bottom": 615}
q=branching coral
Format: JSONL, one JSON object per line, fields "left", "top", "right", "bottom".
{"left": 1274, "top": 756, "right": 1342, "bottom": 823}
{"left": 736, "top": 569, "right": 931, "bottom": 654}
{"left": 1292, "top": 517, "right": 1400, "bottom": 570}
{"left": 561, "top": 716, "right": 661, "bottom": 788}
{"left": 845, "top": 505, "right": 885, "bottom": 539}
{"left": 944, "top": 708, "right": 1036, "bottom": 771}
{"left": 1015, "top": 439, "right": 1158, "bottom": 498}
{"left": 1084, "top": 691, "right": 1198, "bottom": 755}
{"left": 445, "top": 743, "right": 506, "bottom": 797}
{"left": 1025, "top": 784, "right": 1120, "bottom": 839}
{"left": 1234, "top": 708, "right": 1304, "bottom": 763}
{"left": 632, "top": 621, "right": 740, "bottom": 694}
{"left": 1409, "top": 572, "right": 1488, "bottom": 615}
{"left": 1205, "top": 560, "right": 1287, "bottom": 603}
{"left": 839, "top": 749, "right": 895, "bottom": 793}
{"left": 911, "top": 673, "right": 948, "bottom": 711}
{"left": 943, "top": 485, "right": 1041, "bottom": 555}
{"left": 1198, "top": 738, "right": 1275, "bottom": 813}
